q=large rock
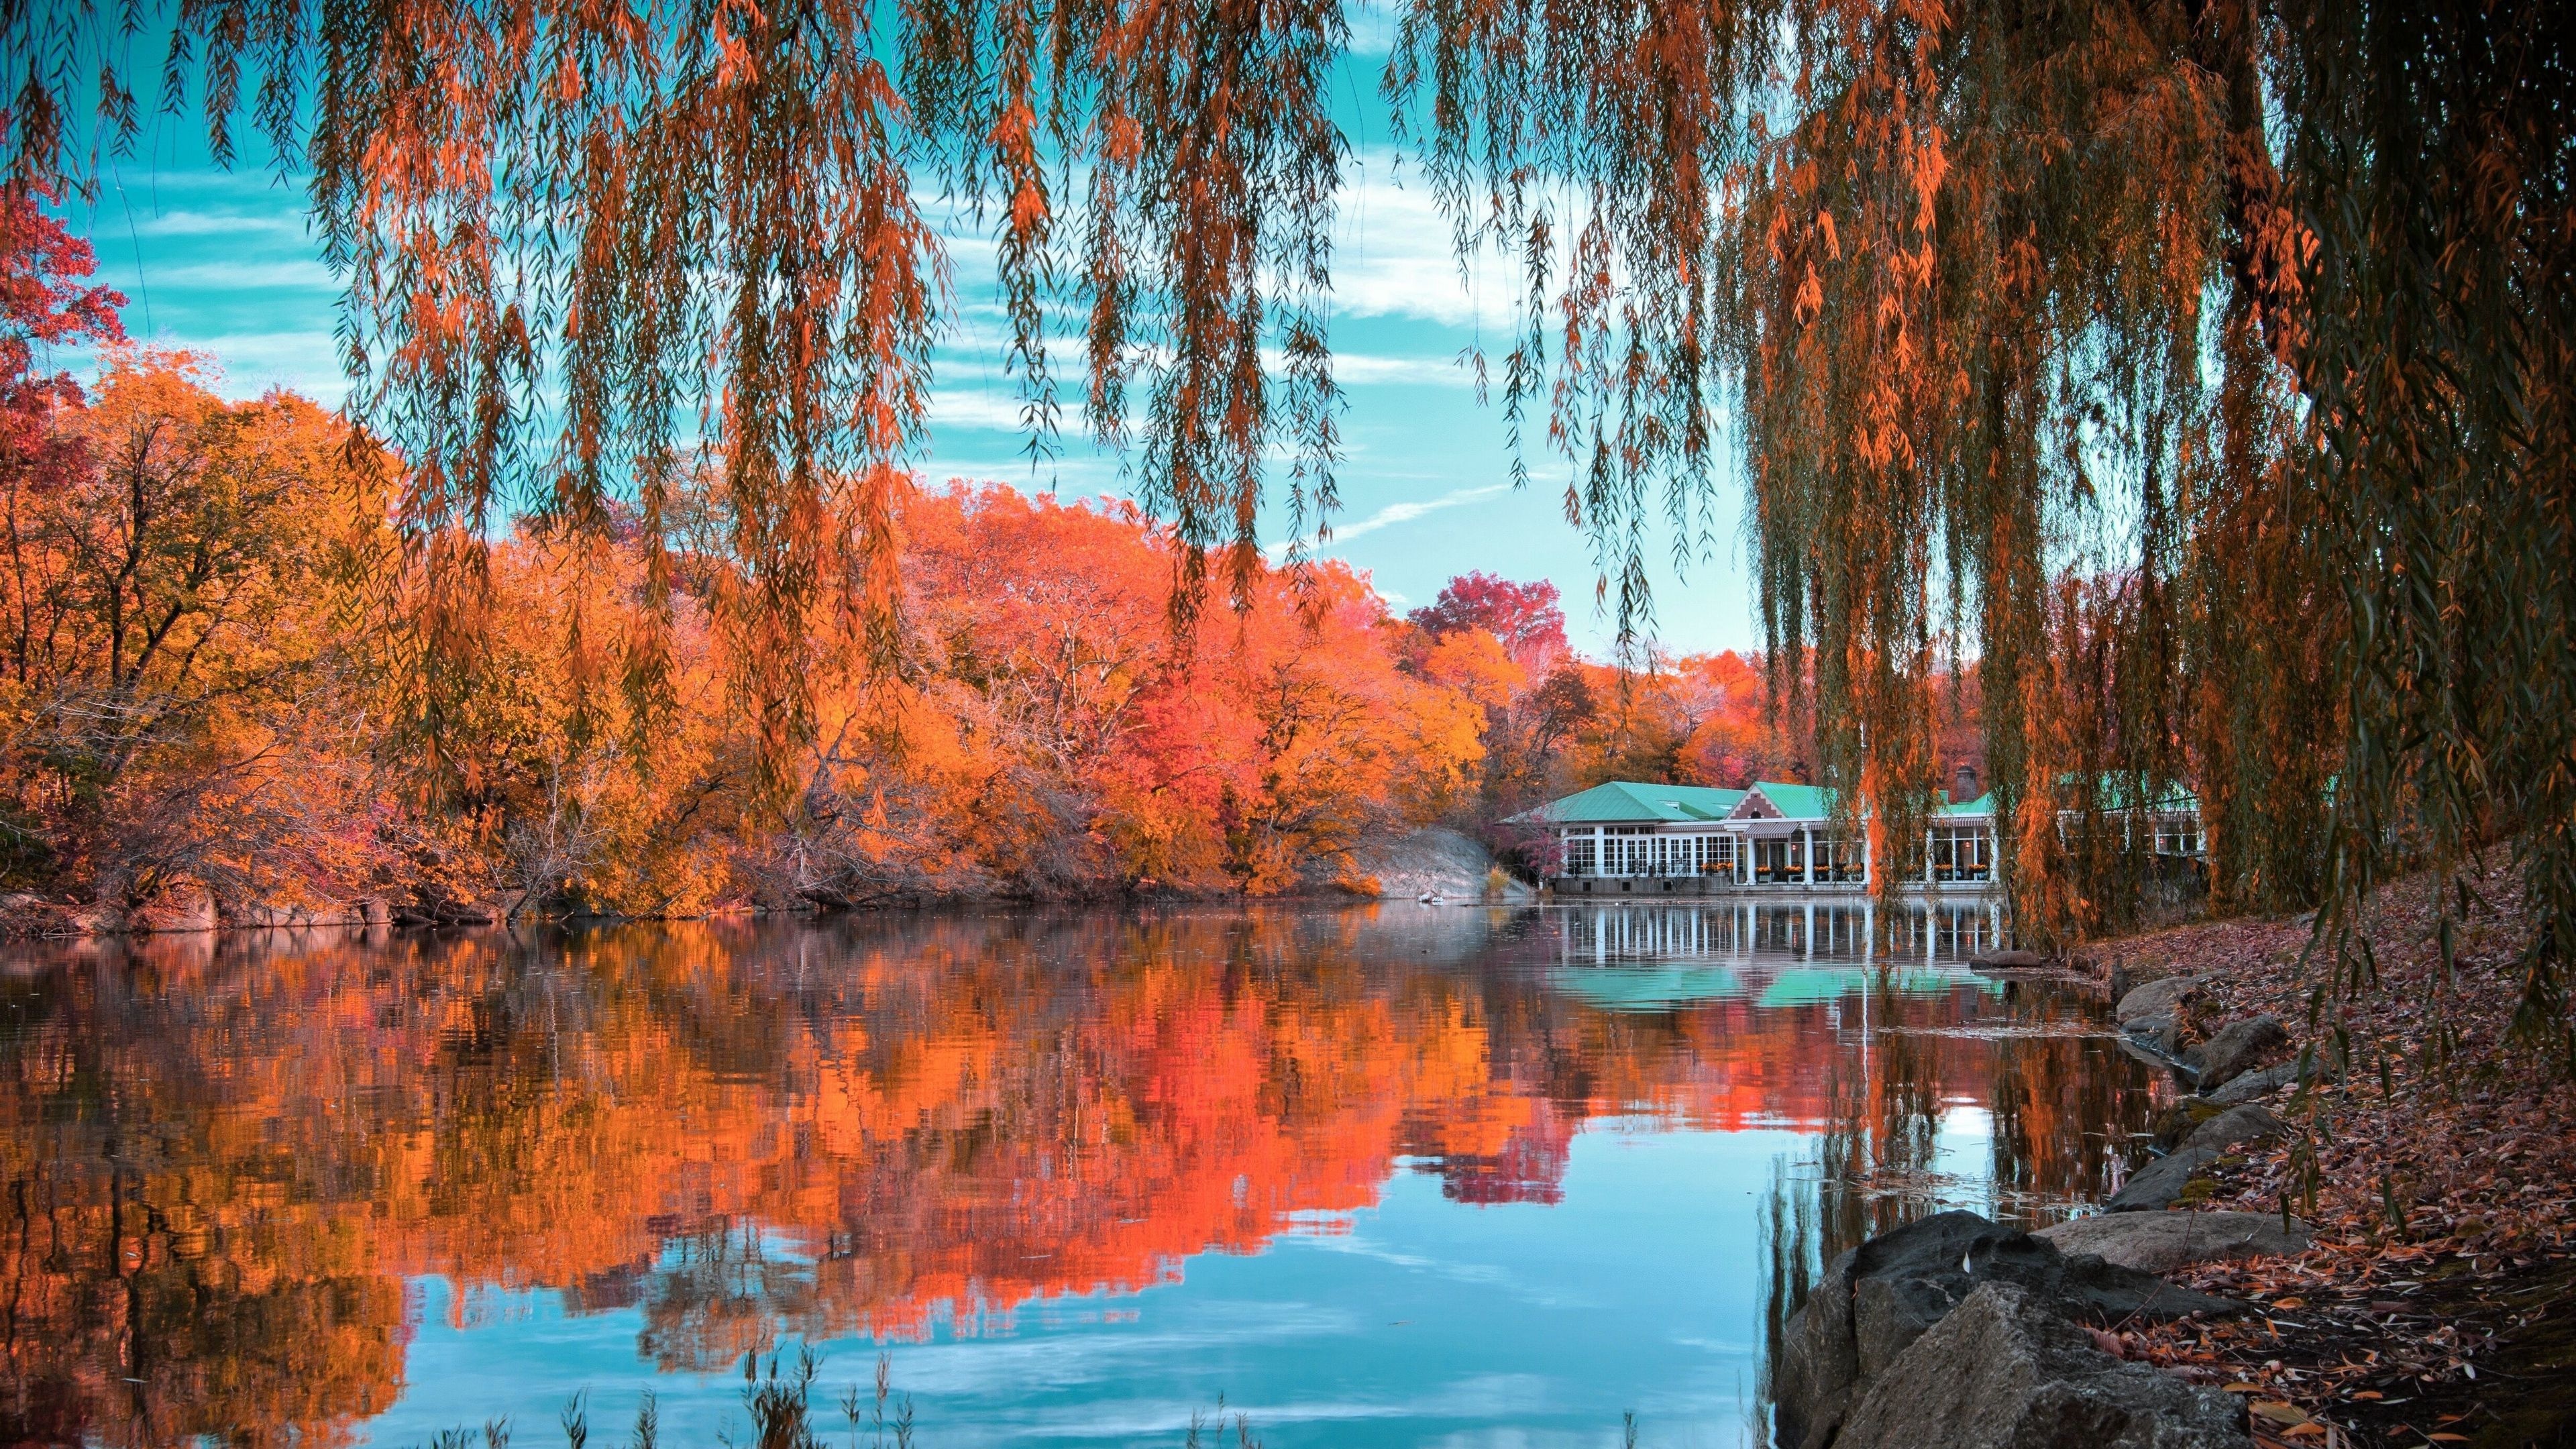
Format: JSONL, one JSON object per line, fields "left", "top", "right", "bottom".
{"left": 2190, "top": 1016, "right": 2288, "bottom": 1089}
{"left": 2208, "top": 1058, "right": 2311, "bottom": 1105}
{"left": 2115, "top": 977, "right": 2203, "bottom": 1055}
{"left": 2108, "top": 1106, "right": 2286, "bottom": 1212}
{"left": 1772, "top": 1211, "right": 2236, "bottom": 1449}
{"left": 133, "top": 882, "right": 218, "bottom": 932}
{"left": 2183, "top": 1104, "right": 2287, "bottom": 1154}
{"left": 2107, "top": 1146, "right": 2225, "bottom": 1213}
{"left": 1345, "top": 826, "right": 1525, "bottom": 900}
{"left": 1833, "top": 1283, "right": 2253, "bottom": 1449}
{"left": 2148, "top": 1098, "right": 2227, "bottom": 1152}
{"left": 2037, "top": 1212, "right": 2310, "bottom": 1275}
{"left": 227, "top": 900, "right": 370, "bottom": 929}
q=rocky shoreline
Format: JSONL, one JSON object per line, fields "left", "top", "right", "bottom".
{"left": 1786, "top": 869, "right": 2575, "bottom": 1448}
{"left": 1772, "top": 1210, "right": 2255, "bottom": 1448}
{"left": 1772, "top": 969, "right": 2320, "bottom": 1448}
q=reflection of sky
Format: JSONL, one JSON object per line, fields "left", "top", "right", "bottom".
{"left": 376, "top": 1130, "right": 1787, "bottom": 1449}
{"left": 46, "top": 25, "right": 1757, "bottom": 659}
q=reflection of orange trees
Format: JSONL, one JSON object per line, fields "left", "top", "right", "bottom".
{"left": 4, "top": 914, "right": 2149, "bottom": 1442}
{"left": 0, "top": 951, "right": 409, "bottom": 1448}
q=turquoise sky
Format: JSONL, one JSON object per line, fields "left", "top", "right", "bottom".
{"left": 47, "top": 29, "right": 1761, "bottom": 657}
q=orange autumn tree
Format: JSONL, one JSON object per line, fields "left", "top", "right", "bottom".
{"left": 0, "top": 339, "right": 398, "bottom": 914}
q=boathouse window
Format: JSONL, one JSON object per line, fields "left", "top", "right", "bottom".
{"left": 1565, "top": 835, "right": 1597, "bottom": 875}
{"left": 1932, "top": 826, "right": 1992, "bottom": 882}
{"left": 2154, "top": 820, "right": 2202, "bottom": 857}
{"left": 1821, "top": 835, "right": 1866, "bottom": 883}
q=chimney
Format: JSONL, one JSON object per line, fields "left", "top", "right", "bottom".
{"left": 1953, "top": 763, "right": 1982, "bottom": 802}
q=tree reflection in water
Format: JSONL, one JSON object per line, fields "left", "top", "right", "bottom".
{"left": 0, "top": 903, "right": 2163, "bottom": 1446}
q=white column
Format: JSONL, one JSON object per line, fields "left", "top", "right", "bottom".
{"left": 1803, "top": 827, "right": 1816, "bottom": 887}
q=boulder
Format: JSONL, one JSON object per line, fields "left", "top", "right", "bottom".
{"left": 394, "top": 895, "right": 499, "bottom": 926}
{"left": 2148, "top": 1098, "right": 2228, "bottom": 1152}
{"left": 2037, "top": 1212, "right": 2310, "bottom": 1275}
{"left": 1346, "top": 826, "right": 1518, "bottom": 900}
{"left": 2190, "top": 1016, "right": 2288, "bottom": 1089}
{"left": 1772, "top": 1211, "right": 2236, "bottom": 1449}
{"left": 133, "top": 882, "right": 219, "bottom": 933}
{"left": 228, "top": 900, "right": 367, "bottom": 929}
{"left": 1833, "top": 1283, "right": 2253, "bottom": 1449}
{"left": 2107, "top": 1146, "right": 2226, "bottom": 1213}
{"left": 2115, "top": 976, "right": 2202, "bottom": 1055}
{"left": 1970, "top": 949, "right": 2051, "bottom": 970}
{"left": 2182, "top": 1103, "right": 2286, "bottom": 1154}
{"left": 2207, "top": 1058, "right": 2311, "bottom": 1105}
{"left": 2108, "top": 1106, "right": 2286, "bottom": 1212}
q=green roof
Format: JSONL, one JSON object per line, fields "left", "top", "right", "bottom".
{"left": 1515, "top": 781, "right": 1748, "bottom": 824}
{"left": 1748, "top": 782, "right": 1833, "bottom": 819}
{"left": 1520, "top": 779, "right": 2003, "bottom": 826}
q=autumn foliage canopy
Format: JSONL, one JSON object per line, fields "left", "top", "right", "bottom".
{"left": 0, "top": 0, "right": 2567, "bottom": 1018}
{"left": 3, "top": 191, "right": 1800, "bottom": 914}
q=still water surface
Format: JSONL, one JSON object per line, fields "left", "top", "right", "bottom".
{"left": 1, "top": 902, "right": 2169, "bottom": 1447}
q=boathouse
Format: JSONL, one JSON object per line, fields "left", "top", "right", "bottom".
{"left": 1517, "top": 776, "right": 1998, "bottom": 896}
{"left": 1521, "top": 772, "right": 2204, "bottom": 895}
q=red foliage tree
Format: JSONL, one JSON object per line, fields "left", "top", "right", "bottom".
{"left": 1407, "top": 571, "right": 1568, "bottom": 668}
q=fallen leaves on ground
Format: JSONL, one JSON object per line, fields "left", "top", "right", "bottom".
{"left": 2083, "top": 860, "right": 2576, "bottom": 1448}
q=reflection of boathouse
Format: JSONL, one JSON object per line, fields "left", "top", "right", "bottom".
{"left": 1550, "top": 899, "right": 2006, "bottom": 968}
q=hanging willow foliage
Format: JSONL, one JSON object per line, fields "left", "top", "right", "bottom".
{"left": 3, "top": 0, "right": 2569, "bottom": 1022}
{"left": 1386, "top": 0, "right": 2571, "bottom": 1033}
{"left": 1, "top": 0, "right": 1346, "bottom": 798}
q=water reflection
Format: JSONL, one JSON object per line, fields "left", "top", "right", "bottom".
{"left": 0, "top": 903, "right": 2161, "bottom": 1446}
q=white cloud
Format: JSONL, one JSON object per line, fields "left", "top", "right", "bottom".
{"left": 1308, "top": 350, "right": 1474, "bottom": 387}
{"left": 927, "top": 386, "right": 1051, "bottom": 434}
{"left": 138, "top": 258, "right": 337, "bottom": 290}
{"left": 130, "top": 329, "right": 347, "bottom": 403}
{"left": 1267, "top": 480, "right": 1511, "bottom": 562}
{"left": 121, "top": 207, "right": 312, "bottom": 241}
{"left": 1330, "top": 167, "right": 1533, "bottom": 331}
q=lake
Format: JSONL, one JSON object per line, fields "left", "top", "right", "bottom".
{"left": 0, "top": 900, "right": 2168, "bottom": 1448}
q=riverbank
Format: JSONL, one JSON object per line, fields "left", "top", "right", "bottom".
{"left": 1772, "top": 860, "right": 2573, "bottom": 1448}
{"left": 0, "top": 827, "right": 1529, "bottom": 941}
{"left": 2078, "top": 862, "right": 2576, "bottom": 1448}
